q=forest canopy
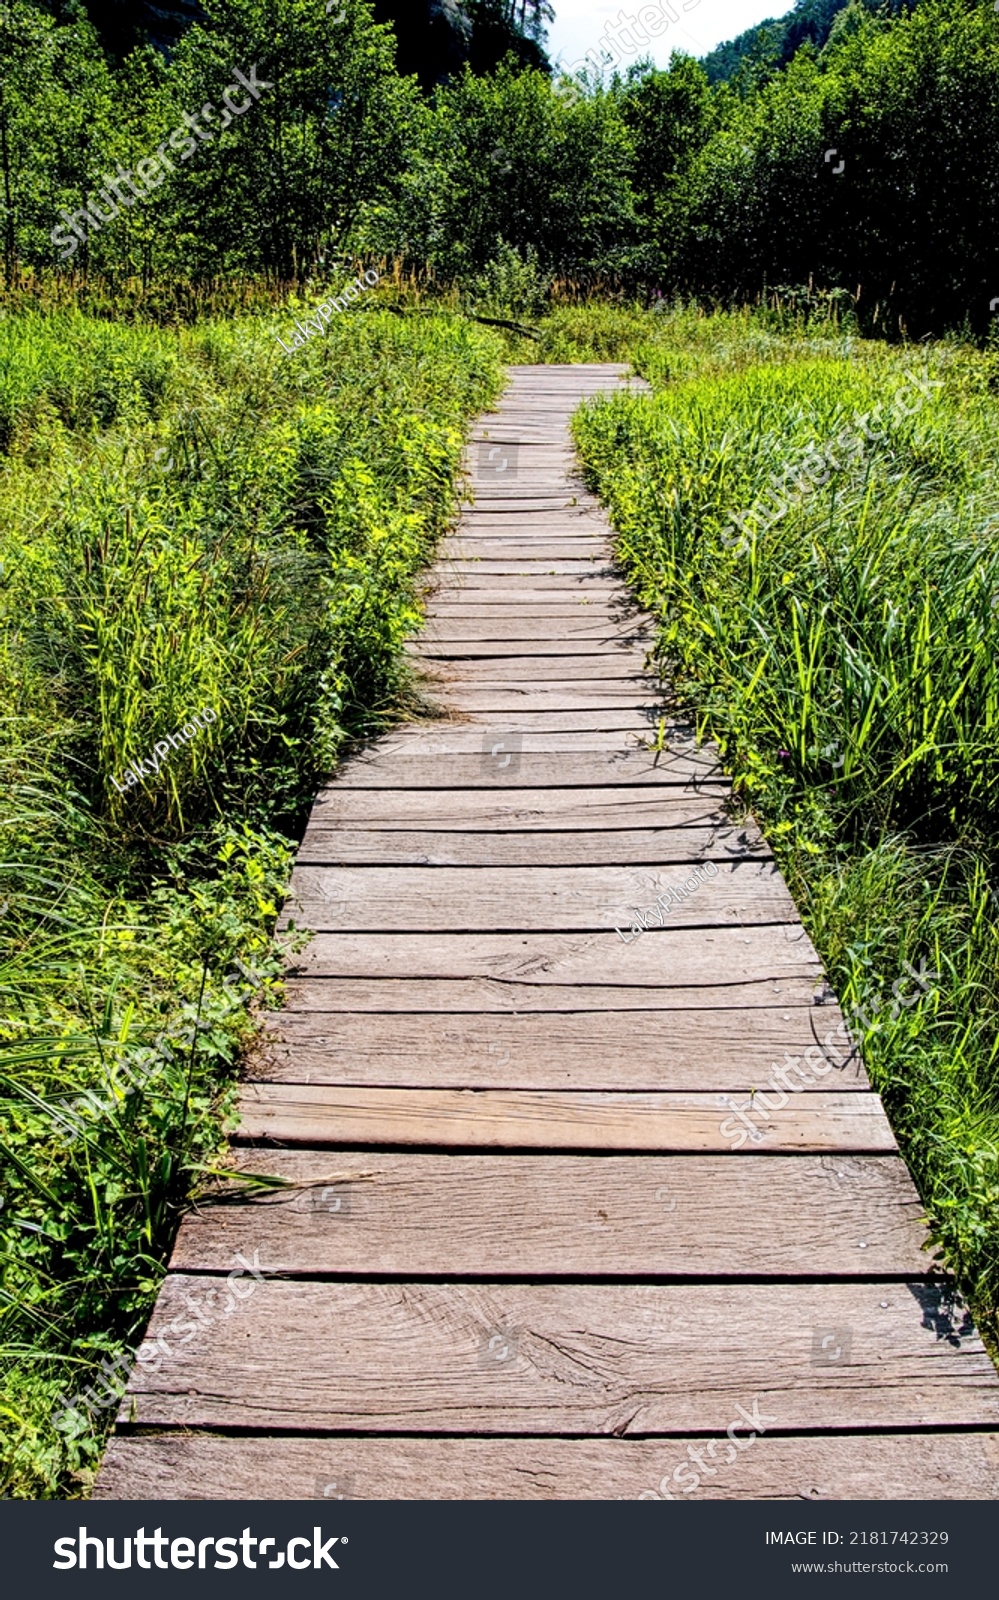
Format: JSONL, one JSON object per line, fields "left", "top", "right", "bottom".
{"left": 1, "top": 0, "right": 996, "bottom": 337}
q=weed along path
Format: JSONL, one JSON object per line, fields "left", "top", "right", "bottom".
{"left": 95, "top": 366, "right": 999, "bottom": 1501}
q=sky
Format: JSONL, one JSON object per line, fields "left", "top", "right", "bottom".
{"left": 546, "top": 0, "right": 787, "bottom": 69}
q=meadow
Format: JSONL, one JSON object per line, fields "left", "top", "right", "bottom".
{"left": 0, "top": 294, "right": 505, "bottom": 1496}
{"left": 568, "top": 301, "right": 999, "bottom": 1359}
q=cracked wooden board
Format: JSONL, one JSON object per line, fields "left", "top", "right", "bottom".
{"left": 280, "top": 861, "right": 798, "bottom": 932}
{"left": 93, "top": 1431, "right": 999, "bottom": 1501}
{"left": 113, "top": 1280, "right": 999, "bottom": 1435}
{"left": 251, "top": 1006, "right": 866, "bottom": 1090}
{"left": 320, "top": 755, "right": 723, "bottom": 788}
{"left": 282, "top": 925, "right": 827, "bottom": 988}
{"left": 296, "top": 828, "right": 768, "bottom": 867}
{"left": 170, "top": 1152, "right": 924, "bottom": 1277}
{"left": 306, "top": 790, "right": 734, "bottom": 828}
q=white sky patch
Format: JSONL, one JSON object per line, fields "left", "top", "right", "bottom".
{"left": 546, "top": 0, "right": 785, "bottom": 70}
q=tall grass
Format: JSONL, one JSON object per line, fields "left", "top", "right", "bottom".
{"left": 0, "top": 302, "right": 504, "bottom": 1495}
{"left": 573, "top": 309, "right": 999, "bottom": 1350}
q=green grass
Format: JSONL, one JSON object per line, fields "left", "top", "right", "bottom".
{"left": 0, "top": 299, "right": 505, "bottom": 1496}
{"left": 570, "top": 304, "right": 999, "bottom": 1353}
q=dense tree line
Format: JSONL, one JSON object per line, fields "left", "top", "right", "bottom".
{"left": 700, "top": 0, "right": 915, "bottom": 86}
{"left": 1, "top": 0, "right": 997, "bottom": 335}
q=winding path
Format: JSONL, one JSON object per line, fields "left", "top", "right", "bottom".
{"left": 96, "top": 365, "right": 999, "bottom": 1500}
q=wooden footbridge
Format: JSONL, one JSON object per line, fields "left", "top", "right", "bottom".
{"left": 97, "top": 365, "right": 999, "bottom": 1500}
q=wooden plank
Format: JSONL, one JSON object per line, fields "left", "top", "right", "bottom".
{"left": 415, "top": 657, "right": 653, "bottom": 681}
{"left": 115, "top": 1280, "right": 999, "bottom": 1433}
{"left": 437, "top": 692, "right": 661, "bottom": 713}
{"left": 285, "top": 924, "right": 828, "bottom": 988}
{"left": 252, "top": 1005, "right": 866, "bottom": 1091}
{"left": 457, "top": 514, "right": 608, "bottom": 528}
{"left": 423, "top": 578, "right": 622, "bottom": 595}
{"left": 280, "top": 862, "right": 798, "bottom": 932}
{"left": 450, "top": 511, "right": 601, "bottom": 523}
{"left": 337, "top": 729, "right": 689, "bottom": 755}
{"left": 441, "top": 543, "right": 610, "bottom": 561}
{"left": 423, "top": 594, "right": 636, "bottom": 606}
{"left": 419, "top": 621, "right": 651, "bottom": 642}
{"left": 297, "top": 827, "right": 769, "bottom": 866}
{"left": 439, "top": 562, "right": 619, "bottom": 576}
{"left": 93, "top": 1431, "right": 999, "bottom": 1502}
{"left": 413, "top": 639, "right": 650, "bottom": 658}
{"left": 278, "top": 976, "right": 828, "bottom": 1013}
{"left": 322, "top": 758, "right": 724, "bottom": 791}
{"left": 460, "top": 710, "right": 682, "bottom": 731}
{"left": 171, "top": 1153, "right": 923, "bottom": 1277}
{"left": 234, "top": 1086, "right": 892, "bottom": 1154}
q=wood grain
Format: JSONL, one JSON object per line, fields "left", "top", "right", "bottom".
{"left": 441, "top": 542, "right": 610, "bottom": 562}
{"left": 93, "top": 1431, "right": 999, "bottom": 1501}
{"left": 418, "top": 656, "right": 653, "bottom": 681}
{"left": 233, "top": 1085, "right": 894, "bottom": 1154}
{"left": 251, "top": 1006, "right": 866, "bottom": 1090}
{"left": 296, "top": 827, "right": 769, "bottom": 866}
{"left": 279, "top": 861, "right": 798, "bottom": 932}
{"left": 284, "top": 924, "right": 827, "bottom": 988}
{"left": 171, "top": 1152, "right": 923, "bottom": 1277}
{"left": 321, "top": 756, "right": 723, "bottom": 789}
{"left": 308, "top": 790, "right": 731, "bottom": 828}
{"left": 117, "top": 1279, "right": 999, "bottom": 1434}
{"left": 96, "top": 362, "right": 995, "bottom": 1505}
{"left": 277, "top": 975, "right": 835, "bottom": 1013}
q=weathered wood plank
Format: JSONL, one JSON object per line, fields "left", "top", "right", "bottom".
{"left": 424, "top": 578, "right": 622, "bottom": 595}
{"left": 416, "top": 656, "right": 653, "bottom": 681}
{"left": 423, "top": 591, "right": 627, "bottom": 606}
{"left": 171, "top": 1153, "right": 923, "bottom": 1277}
{"left": 252, "top": 1005, "right": 865, "bottom": 1090}
{"left": 322, "top": 758, "right": 722, "bottom": 790}
{"left": 418, "top": 658, "right": 654, "bottom": 685}
{"left": 297, "top": 827, "right": 769, "bottom": 866}
{"left": 93, "top": 1431, "right": 999, "bottom": 1501}
{"left": 334, "top": 728, "right": 691, "bottom": 756}
{"left": 280, "top": 861, "right": 798, "bottom": 932}
{"left": 419, "top": 624, "right": 650, "bottom": 645}
{"left": 436, "top": 691, "right": 663, "bottom": 713}
{"left": 414, "top": 639, "right": 650, "bottom": 658}
{"left": 441, "top": 542, "right": 610, "bottom": 561}
{"left": 234, "top": 1086, "right": 892, "bottom": 1154}
{"left": 285, "top": 924, "right": 827, "bottom": 989}
{"left": 115, "top": 1280, "right": 999, "bottom": 1434}
{"left": 451, "top": 713, "right": 676, "bottom": 733}
{"left": 440, "top": 562, "right": 619, "bottom": 577}
{"left": 276, "top": 975, "right": 833, "bottom": 1014}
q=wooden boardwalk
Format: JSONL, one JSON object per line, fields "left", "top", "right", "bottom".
{"left": 96, "top": 364, "right": 999, "bottom": 1500}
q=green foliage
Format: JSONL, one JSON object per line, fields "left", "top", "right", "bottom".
{"left": 0, "top": 302, "right": 504, "bottom": 1496}
{"left": 667, "top": 0, "right": 999, "bottom": 337}
{"left": 372, "top": 60, "right": 640, "bottom": 281}
{"left": 573, "top": 304, "right": 999, "bottom": 1345}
